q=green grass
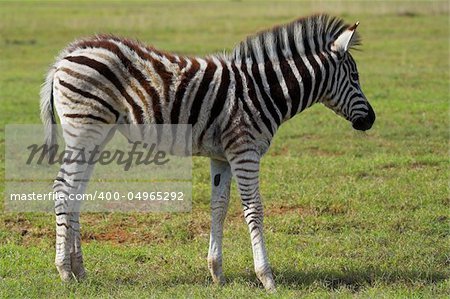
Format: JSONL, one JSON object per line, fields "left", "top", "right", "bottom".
{"left": 0, "top": 1, "right": 449, "bottom": 298}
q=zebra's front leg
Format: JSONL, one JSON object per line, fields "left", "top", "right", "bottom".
{"left": 208, "top": 158, "right": 232, "bottom": 285}
{"left": 230, "top": 156, "right": 275, "bottom": 291}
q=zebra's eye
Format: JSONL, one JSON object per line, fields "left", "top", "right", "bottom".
{"left": 351, "top": 73, "right": 359, "bottom": 81}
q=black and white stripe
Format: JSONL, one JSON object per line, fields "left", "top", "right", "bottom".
{"left": 40, "top": 14, "right": 375, "bottom": 290}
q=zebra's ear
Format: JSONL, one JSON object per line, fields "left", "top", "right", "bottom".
{"left": 331, "top": 21, "right": 359, "bottom": 54}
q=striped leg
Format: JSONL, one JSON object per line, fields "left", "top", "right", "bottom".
{"left": 54, "top": 155, "right": 89, "bottom": 281}
{"left": 54, "top": 125, "right": 114, "bottom": 281}
{"left": 207, "top": 158, "right": 232, "bottom": 285}
{"left": 68, "top": 163, "right": 96, "bottom": 279}
{"left": 230, "top": 156, "right": 275, "bottom": 291}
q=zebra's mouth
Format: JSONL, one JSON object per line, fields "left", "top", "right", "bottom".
{"left": 352, "top": 103, "right": 376, "bottom": 131}
{"left": 352, "top": 117, "right": 373, "bottom": 131}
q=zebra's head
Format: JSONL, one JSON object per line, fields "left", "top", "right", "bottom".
{"left": 323, "top": 21, "right": 375, "bottom": 131}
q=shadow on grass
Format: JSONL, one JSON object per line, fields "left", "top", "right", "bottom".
{"left": 60, "top": 265, "right": 449, "bottom": 293}
{"left": 50, "top": 267, "right": 449, "bottom": 299}
{"left": 225, "top": 267, "right": 449, "bottom": 291}
{"left": 95, "top": 267, "right": 448, "bottom": 292}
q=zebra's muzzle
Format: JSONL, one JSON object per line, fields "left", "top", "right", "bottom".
{"left": 352, "top": 103, "right": 375, "bottom": 131}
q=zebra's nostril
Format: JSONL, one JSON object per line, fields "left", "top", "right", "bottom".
{"left": 352, "top": 116, "right": 373, "bottom": 131}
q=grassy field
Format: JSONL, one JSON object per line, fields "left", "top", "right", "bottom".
{"left": 0, "top": 1, "right": 449, "bottom": 298}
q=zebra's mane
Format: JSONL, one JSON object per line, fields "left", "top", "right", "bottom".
{"left": 230, "top": 14, "right": 361, "bottom": 62}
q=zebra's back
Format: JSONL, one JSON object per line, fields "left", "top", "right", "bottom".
{"left": 49, "top": 35, "right": 244, "bottom": 158}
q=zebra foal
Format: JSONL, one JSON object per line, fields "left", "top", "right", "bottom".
{"left": 40, "top": 14, "right": 375, "bottom": 290}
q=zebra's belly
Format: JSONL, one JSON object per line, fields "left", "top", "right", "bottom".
{"left": 191, "top": 142, "right": 226, "bottom": 160}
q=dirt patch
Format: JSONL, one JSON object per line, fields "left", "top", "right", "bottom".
{"left": 265, "top": 204, "right": 314, "bottom": 216}
{"left": 396, "top": 11, "right": 419, "bottom": 18}
{"left": 4, "top": 38, "right": 37, "bottom": 45}
{"left": 3, "top": 205, "right": 315, "bottom": 246}
{"left": 84, "top": 227, "right": 132, "bottom": 244}
{"left": 409, "top": 160, "right": 440, "bottom": 169}
{"left": 80, "top": 212, "right": 210, "bottom": 245}
{"left": 4, "top": 216, "right": 33, "bottom": 237}
{"left": 306, "top": 146, "right": 344, "bottom": 157}
{"left": 379, "top": 162, "right": 398, "bottom": 170}
{"left": 268, "top": 145, "right": 290, "bottom": 156}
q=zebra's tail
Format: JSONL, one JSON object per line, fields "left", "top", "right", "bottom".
{"left": 40, "top": 67, "right": 58, "bottom": 161}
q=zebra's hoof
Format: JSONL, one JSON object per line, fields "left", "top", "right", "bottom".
{"left": 56, "top": 267, "right": 73, "bottom": 282}
{"left": 256, "top": 269, "right": 276, "bottom": 292}
{"left": 208, "top": 257, "right": 226, "bottom": 285}
{"left": 73, "top": 268, "right": 87, "bottom": 282}
{"left": 71, "top": 264, "right": 86, "bottom": 281}
{"left": 212, "top": 274, "right": 226, "bottom": 286}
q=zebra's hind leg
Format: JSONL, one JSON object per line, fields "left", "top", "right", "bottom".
{"left": 54, "top": 124, "right": 115, "bottom": 281}
{"left": 207, "top": 158, "right": 232, "bottom": 285}
{"left": 54, "top": 157, "right": 88, "bottom": 281}
{"left": 66, "top": 162, "right": 96, "bottom": 280}
{"left": 230, "top": 155, "right": 276, "bottom": 292}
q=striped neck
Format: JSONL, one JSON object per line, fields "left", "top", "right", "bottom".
{"left": 221, "top": 50, "right": 331, "bottom": 137}
{"left": 223, "top": 15, "right": 350, "bottom": 130}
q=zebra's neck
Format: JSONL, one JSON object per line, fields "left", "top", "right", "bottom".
{"left": 221, "top": 50, "right": 329, "bottom": 135}
{"left": 222, "top": 14, "right": 353, "bottom": 132}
